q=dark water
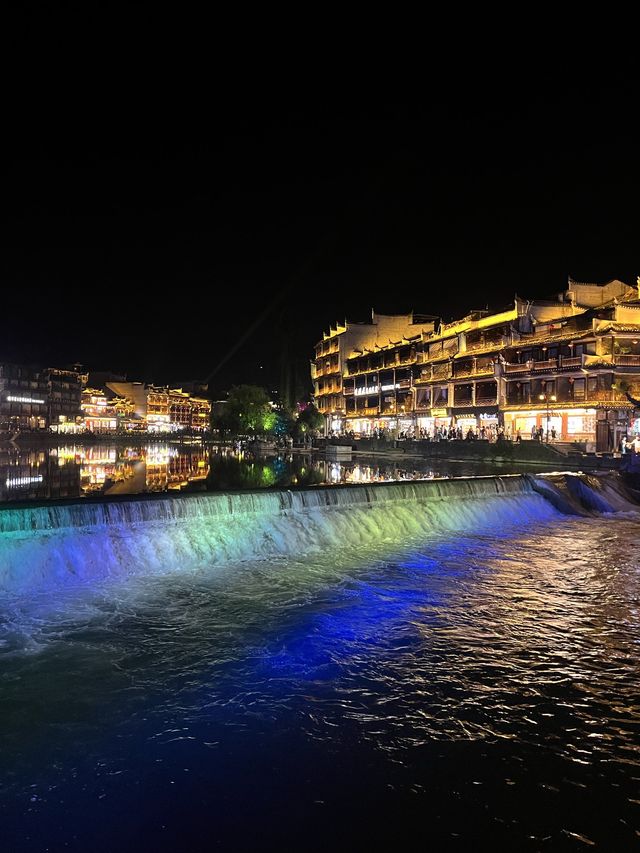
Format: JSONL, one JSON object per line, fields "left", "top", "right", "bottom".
{"left": 1, "top": 496, "right": 639, "bottom": 851}
{"left": 0, "top": 442, "right": 533, "bottom": 503}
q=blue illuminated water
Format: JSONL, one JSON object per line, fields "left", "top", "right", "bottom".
{"left": 1, "top": 479, "right": 639, "bottom": 850}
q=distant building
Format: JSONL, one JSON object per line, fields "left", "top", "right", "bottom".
{"left": 102, "top": 381, "right": 210, "bottom": 433}
{"left": 46, "top": 367, "right": 86, "bottom": 433}
{"left": 0, "top": 363, "right": 49, "bottom": 432}
{"left": 81, "top": 388, "right": 118, "bottom": 432}
{"left": 189, "top": 396, "right": 212, "bottom": 432}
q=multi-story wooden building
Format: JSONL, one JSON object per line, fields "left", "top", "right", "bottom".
{"left": 312, "top": 312, "right": 437, "bottom": 435}
{"left": 314, "top": 279, "right": 640, "bottom": 450}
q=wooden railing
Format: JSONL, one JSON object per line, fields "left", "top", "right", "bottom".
{"left": 614, "top": 354, "right": 640, "bottom": 367}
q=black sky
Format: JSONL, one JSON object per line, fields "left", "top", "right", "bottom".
{"left": 1, "top": 61, "right": 637, "bottom": 397}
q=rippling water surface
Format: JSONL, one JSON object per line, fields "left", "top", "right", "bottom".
{"left": 1, "top": 510, "right": 639, "bottom": 851}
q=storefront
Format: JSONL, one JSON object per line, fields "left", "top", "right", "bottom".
{"left": 397, "top": 417, "right": 414, "bottom": 436}
{"left": 503, "top": 408, "right": 597, "bottom": 442}
{"left": 414, "top": 410, "right": 454, "bottom": 438}
{"left": 450, "top": 408, "right": 499, "bottom": 436}
{"left": 454, "top": 415, "right": 478, "bottom": 434}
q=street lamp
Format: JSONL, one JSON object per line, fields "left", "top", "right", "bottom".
{"left": 539, "top": 392, "right": 557, "bottom": 442}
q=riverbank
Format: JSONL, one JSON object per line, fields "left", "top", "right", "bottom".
{"left": 6, "top": 432, "right": 207, "bottom": 447}
{"left": 317, "top": 437, "right": 624, "bottom": 470}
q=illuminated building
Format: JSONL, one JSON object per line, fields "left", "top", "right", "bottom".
{"left": 341, "top": 305, "right": 518, "bottom": 437}
{"left": 169, "top": 389, "right": 191, "bottom": 430}
{"left": 1, "top": 363, "right": 50, "bottom": 432}
{"left": 0, "top": 363, "right": 85, "bottom": 434}
{"left": 316, "top": 278, "right": 640, "bottom": 450}
{"left": 500, "top": 279, "right": 640, "bottom": 450}
{"left": 167, "top": 389, "right": 211, "bottom": 432}
{"left": 312, "top": 313, "right": 437, "bottom": 434}
{"left": 104, "top": 381, "right": 210, "bottom": 432}
{"left": 81, "top": 388, "right": 118, "bottom": 432}
{"left": 46, "top": 367, "right": 85, "bottom": 433}
{"left": 189, "top": 396, "right": 212, "bottom": 432}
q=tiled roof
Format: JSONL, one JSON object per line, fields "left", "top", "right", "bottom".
{"left": 597, "top": 322, "right": 640, "bottom": 333}
{"left": 507, "top": 329, "right": 593, "bottom": 347}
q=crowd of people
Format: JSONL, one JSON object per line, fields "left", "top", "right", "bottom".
{"left": 332, "top": 425, "right": 519, "bottom": 443}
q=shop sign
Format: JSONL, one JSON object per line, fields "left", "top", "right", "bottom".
{"left": 431, "top": 408, "right": 448, "bottom": 417}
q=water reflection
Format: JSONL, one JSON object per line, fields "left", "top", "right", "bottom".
{"left": 0, "top": 444, "right": 210, "bottom": 503}
{"left": 0, "top": 443, "right": 529, "bottom": 503}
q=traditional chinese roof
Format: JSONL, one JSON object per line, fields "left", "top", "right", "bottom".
{"left": 507, "top": 328, "right": 593, "bottom": 347}
{"left": 597, "top": 322, "right": 640, "bottom": 334}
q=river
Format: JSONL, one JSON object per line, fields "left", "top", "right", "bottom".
{"left": 0, "top": 473, "right": 639, "bottom": 850}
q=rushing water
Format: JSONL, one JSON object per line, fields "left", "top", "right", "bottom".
{"left": 1, "top": 475, "right": 639, "bottom": 850}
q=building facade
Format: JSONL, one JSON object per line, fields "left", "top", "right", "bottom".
{"left": 313, "top": 279, "right": 640, "bottom": 451}
{"left": 1, "top": 363, "right": 51, "bottom": 432}
{"left": 81, "top": 388, "right": 119, "bottom": 432}
{"left": 46, "top": 367, "right": 86, "bottom": 433}
{"left": 104, "top": 381, "right": 211, "bottom": 433}
{"left": 0, "top": 367, "right": 211, "bottom": 435}
{"left": 312, "top": 312, "right": 438, "bottom": 435}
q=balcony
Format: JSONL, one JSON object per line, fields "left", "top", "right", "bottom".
{"left": 586, "top": 390, "right": 629, "bottom": 404}
{"left": 614, "top": 354, "right": 640, "bottom": 368}
{"left": 431, "top": 364, "right": 452, "bottom": 381}
{"left": 453, "top": 366, "right": 473, "bottom": 378}
{"left": 475, "top": 396, "right": 497, "bottom": 406}
{"left": 414, "top": 373, "right": 432, "bottom": 385}
{"left": 474, "top": 363, "right": 495, "bottom": 376}
{"left": 559, "top": 356, "right": 582, "bottom": 368}
{"left": 397, "top": 378, "right": 412, "bottom": 388}
{"left": 343, "top": 387, "right": 354, "bottom": 396}
{"left": 532, "top": 358, "right": 558, "bottom": 371}
{"left": 452, "top": 399, "right": 474, "bottom": 408}
{"left": 464, "top": 338, "right": 508, "bottom": 354}
{"left": 505, "top": 390, "right": 629, "bottom": 407}
{"left": 504, "top": 362, "right": 530, "bottom": 374}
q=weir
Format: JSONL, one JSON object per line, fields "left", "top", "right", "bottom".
{"left": 0, "top": 474, "right": 637, "bottom": 592}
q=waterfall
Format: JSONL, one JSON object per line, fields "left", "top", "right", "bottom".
{"left": 526, "top": 471, "right": 640, "bottom": 516}
{"left": 0, "top": 474, "right": 636, "bottom": 592}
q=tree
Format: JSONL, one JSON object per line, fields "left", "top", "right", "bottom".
{"left": 211, "top": 407, "right": 235, "bottom": 442}
{"left": 295, "top": 404, "right": 323, "bottom": 439}
{"left": 225, "top": 385, "right": 275, "bottom": 437}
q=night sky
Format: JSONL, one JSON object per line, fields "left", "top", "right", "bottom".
{"left": 1, "top": 63, "right": 637, "bottom": 399}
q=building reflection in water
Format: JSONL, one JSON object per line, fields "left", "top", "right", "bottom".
{"left": 1, "top": 444, "right": 497, "bottom": 504}
{"left": 321, "top": 460, "right": 437, "bottom": 485}
{"left": 0, "top": 444, "right": 211, "bottom": 503}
